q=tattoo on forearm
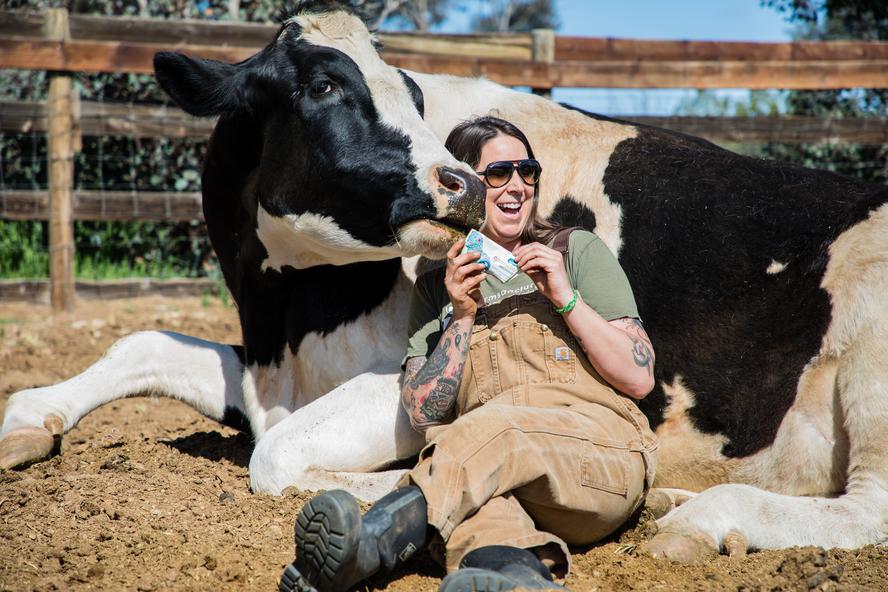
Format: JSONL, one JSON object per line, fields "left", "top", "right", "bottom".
{"left": 630, "top": 337, "right": 654, "bottom": 376}
{"left": 403, "top": 320, "right": 471, "bottom": 428}
{"left": 417, "top": 377, "right": 458, "bottom": 424}
{"left": 408, "top": 337, "right": 451, "bottom": 389}
{"left": 619, "top": 318, "right": 655, "bottom": 377}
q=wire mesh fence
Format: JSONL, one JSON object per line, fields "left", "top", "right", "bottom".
{"left": 0, "top": 73, "right": 215, "bottom": 284}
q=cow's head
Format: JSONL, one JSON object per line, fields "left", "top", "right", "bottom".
{"left": 153, "top": 0, "right": 485, "bottom": 270}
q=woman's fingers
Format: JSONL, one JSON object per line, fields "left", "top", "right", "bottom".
{"left": 515, "top": 244, "right": 559, "bottom": 269}
{"left": 464, "top": 272, "right": 487, "bottom": 289}
{"left": 448, "top": 250, "right": 481, "bottom": 271}
{"left": 447, "top": 239, "right": 466, "bottom": 259}
{"left": 518, "top": 255, "right": 556, "bottom": 273}
{"left": 453, "top": 262, "right": 487, "bottom": 282}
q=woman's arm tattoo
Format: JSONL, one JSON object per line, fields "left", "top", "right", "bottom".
{"left": 408, "top": 337, "right": 450, "bottom": 390}
{"left": 618, "top": 318, "right": 655, "bottom": 377}
{"left": 402, "top": 319, "right": 471, "bottom": 430}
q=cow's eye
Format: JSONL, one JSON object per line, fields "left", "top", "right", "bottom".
{"left": 308, "top": 79, "right": 335, "bottom": 97}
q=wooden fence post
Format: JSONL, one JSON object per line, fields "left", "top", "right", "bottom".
{"left": 531, "top": 28, "right": 554, "bottom": 99}
{"left": 45, "top": 8, "right": 75, "bottom": 311}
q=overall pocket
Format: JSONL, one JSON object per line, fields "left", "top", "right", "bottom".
{"left": 543, "top": 328, "right": 578, "bottom": 385}
{"left": 464, "top": 321, "right": 496, "bottom": 413}
{"left": 580, "top": 437, "right": 630, "bottom": 495}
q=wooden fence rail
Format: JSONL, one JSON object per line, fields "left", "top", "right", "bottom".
{"left": 3, "top": 10, "right": 888, "bottom": 88}
{"left": 1, "top": 100, "right": 215, "bottom": 138}
{"left": 0, "top": 190, "right": 203, "bottom": 222}
{"left": 0, "top": 278, "right": 217, "bottom": 302}
{"left": 5, "top": 100, "right": 888, "bottom": 144}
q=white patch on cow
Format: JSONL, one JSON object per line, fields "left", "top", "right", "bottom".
{"left": 256, "top": 206, "right": 402, "bottom": 271}
{"left": 290, "top": 11, "right": 475, "bottom": 217}
{"left": 655, "top": 481, "right": 886, "bottom": 553}
{"left": 240, "top": 269, "right": 413, "bottom": 438}
{"left": 1, "top": 331, "right": 244, "bottom": 436}
{"left": 400, "top": 255, "right": 422, "bottom": 282}
{"left": 410, "top": 71, "right": 635, "bottom": 256}
{"left": 819, "top": 202, "right": 888, "bottom": 497}
{"left": 766, "top": 260, "right": 787, "bottom": 274}
{"left": 249, "top": 370, "right": 424, "bottom": 500}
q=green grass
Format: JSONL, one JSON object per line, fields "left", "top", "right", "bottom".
{"left": 75, "top": 256, "right": 188, "bottom": 280}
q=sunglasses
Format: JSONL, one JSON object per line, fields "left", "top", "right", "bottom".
{"left": 475, "top": 159, "right": 542, "bottom": 188}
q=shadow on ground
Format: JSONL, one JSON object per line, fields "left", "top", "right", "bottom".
{"left": 161, "top": 430, "right": 253, "bottom": 467}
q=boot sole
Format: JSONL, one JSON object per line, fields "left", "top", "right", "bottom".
{"left": 279, "top": 563, "right": 319, "bottom": 592}
{"left": 439, "top": 568, "right": 520, "bottom": 592}
{"left": 280, "top": 490, "right": 362, "bottom": 592}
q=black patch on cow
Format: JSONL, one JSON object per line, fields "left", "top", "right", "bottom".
{"left": 221, "top": 406, "right": 252, "bottom": 433}
{"left": 155, "top": 46, "right": 280, "bottom": 118}
{"left": 590, "top": 117, "right": 888, "bottom": 458}
{"left": 398, "top": 70, "right": 425, "bottom": 118}
{"left": 548, "top": 195, "right": 597, "bottom": 231}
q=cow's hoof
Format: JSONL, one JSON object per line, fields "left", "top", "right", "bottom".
{"left": 723, "top": 530, "right": 748, "bottom": 557}
{"left": 643, "top": 489, "right": 695, "bottom": 519}
{"left": 642, "top": 531, "right": 719, "bottom": 564}
{"left": 643, "top": 490, "right": 673, "bottom": 518}
{"left": 0, "top": 416, "right": 63, "bottom": 470}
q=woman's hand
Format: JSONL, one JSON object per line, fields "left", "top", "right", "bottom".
{"left": 445, "top": 239, "right": 487, "bottom": 319}
{"left": 513, "top": 242, "right": 574, "bottom": 308}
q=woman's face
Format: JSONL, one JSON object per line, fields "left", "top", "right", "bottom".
{"left": 476, "top": 133, "right": 536, "bottom": 249}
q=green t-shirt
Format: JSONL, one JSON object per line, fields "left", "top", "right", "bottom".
{"left": 404, "top": 230, "right": 640, "bottom": 363}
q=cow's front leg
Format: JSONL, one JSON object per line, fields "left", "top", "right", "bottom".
{"left": 643, "top": 483, "right": 887, "bottom": 563}
{"left": 249, "top": 370, "right": 425, "bottom": 502}
{"left": 0, "top": 330, "right": 246, "bottom": 469}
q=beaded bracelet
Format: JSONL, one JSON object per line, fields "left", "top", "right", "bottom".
{"left": 552, "top": 290, "right": 579, "bottom": 314}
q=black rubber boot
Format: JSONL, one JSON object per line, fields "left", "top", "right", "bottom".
{"left": 279, "top": 486, "right": 428, "bottom": 592}
{"left": 438, "top": 545, "right": 566, "bottom": 591}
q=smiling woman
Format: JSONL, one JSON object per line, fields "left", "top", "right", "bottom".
{"left": 444, "top": 116, "right": 560, "bottom": 249}
{"left": 279, "top": 116, "right": 659, "bottom": 592}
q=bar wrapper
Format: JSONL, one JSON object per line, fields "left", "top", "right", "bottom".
{"left": 461, "top": 229, "right": 520, "bottom": 283}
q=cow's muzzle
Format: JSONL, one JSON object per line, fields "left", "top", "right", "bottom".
{"left": 433, "top": 166, "right": 486, "bottom": 231}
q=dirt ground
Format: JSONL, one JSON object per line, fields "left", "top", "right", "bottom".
{"left": 0, "top": 295, "right": 886, "bottom": 592}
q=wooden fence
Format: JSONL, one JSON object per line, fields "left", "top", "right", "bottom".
{"left": 2, "top": 8, "right": 887, "bottom": 307}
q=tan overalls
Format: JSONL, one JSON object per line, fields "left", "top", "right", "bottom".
{"left": 401, "top": 288, "right": 659, "bottom": 577}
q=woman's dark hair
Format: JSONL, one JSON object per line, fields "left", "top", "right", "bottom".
{"left": 444, "top": 116, "right": 560, "bottom": 245}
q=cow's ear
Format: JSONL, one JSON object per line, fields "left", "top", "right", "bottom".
{"left": 154, "top": 52, "right": 249, "bottom": 117}
{"left": 398, "top": 70, "right": 424, "bottom": 119}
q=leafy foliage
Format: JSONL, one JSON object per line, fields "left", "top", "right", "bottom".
{"left": 760, "top": 0, "right": 888, "bottom": 185}
{"left": 471, "top": 0, "right": 558, "bottom": 33}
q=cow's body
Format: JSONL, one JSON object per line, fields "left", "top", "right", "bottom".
{"left": 2, "top": 1, "right": 887, "bottom": 561}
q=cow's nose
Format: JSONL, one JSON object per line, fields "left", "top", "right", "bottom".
{"left": 437, "top": 166, "right": 467, "bottom": 194}
{"left": 434, "top": 166, "right": 486, "bottom": 229}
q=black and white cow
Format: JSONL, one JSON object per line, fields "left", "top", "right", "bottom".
{"left": 2, "top": 0, "right": 887, "bottom": 562}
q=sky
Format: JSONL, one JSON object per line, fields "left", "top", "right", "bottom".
{"left": 554, "top": 0, "right": 792, "bottom": 41}
{"left": 433, "top": 0, "right": 798, "bottom": 115}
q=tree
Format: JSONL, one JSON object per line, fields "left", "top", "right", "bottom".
{"left": 471, "top": 0, "right": 558, "bottom": 33}
{"left": 760, "top": 0, "right": 887, "bottom": 184}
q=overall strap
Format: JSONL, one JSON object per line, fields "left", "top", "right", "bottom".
{"left": 551, "top": 226, "right": 578, "bottom": 253}
{"left": 551, "top": 226, "right": 579, "bottom": 287}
